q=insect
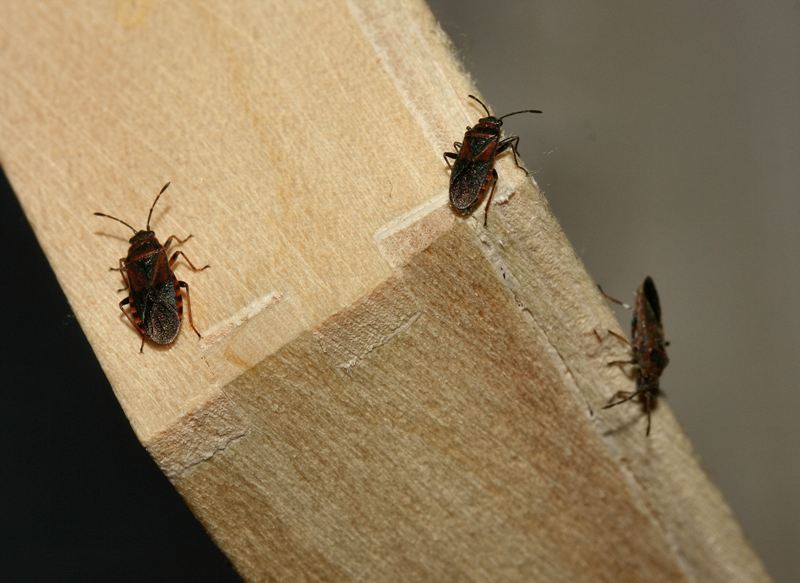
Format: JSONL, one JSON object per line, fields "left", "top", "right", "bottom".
{"left": 443, "top": 94, "right": 541, "bottom": 226}
{"left": 598, "top": 276, "right": 670, "bottom": 435}
{"left": 94, "top": 181, "right": 209, "bottom": 352}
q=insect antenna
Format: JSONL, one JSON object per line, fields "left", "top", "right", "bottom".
{"left": 146, "top": 181, "right": 171, "bottom": 230}
{"left": 499, "top": 108, "right": 542, "bottom": 120}
{"left": 93, "top": 212, "right": 137, "bottom": 233}
{"left": 467, "top": 94, "right": 492, "bottom": 117}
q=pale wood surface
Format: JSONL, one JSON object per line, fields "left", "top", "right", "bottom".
{"left": 0, "top": 1, "right": 768, "bottom": 581}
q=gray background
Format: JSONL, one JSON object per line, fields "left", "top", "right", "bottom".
{"left": 427, "top": 1, "right": 799, "bottom": 581}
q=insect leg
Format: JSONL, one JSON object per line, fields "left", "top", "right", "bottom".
{"left": 597, "top": 285, "right": 632, "bottom": 309}
{"left": 118, "top": 296, "right": 145, "bottom": 353}
{"left": 608, "top": 358, "right": 636, "bottom": 366}
{"left": 443, "top": 151, "right": 458, "bottom": 169}
{"left": 606, "top": 329, "right": 631, "bottom": 346}
{"left": 113, "top": 258, "right": 130, "bottom": 293}
{"left": 603, "top": 389, "right": 645, "bottom": 409}
{"left": 497, "top": 136, "right": 527, "bottom": 173}
{"left": 169, "top": 250, "right": 210, "bottom": 272}
{"left": 644, "top": 392, "right": 653, "bottom": 436}
{"left": 178, "top": 280, "right": 202, "bottom": 339}
{"left": 594, "top": 328, "right": 631, "bottom": 346}
{"left": 608, "top": 359, "right": 637, "bottom": 380}
{"left": 164, "top": 234, "right": 193, "bottom": 251}
{"left": 483, "top": 169, "right": 498, "bottom": 227}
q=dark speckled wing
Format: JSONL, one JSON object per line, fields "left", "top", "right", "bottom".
{"left": 641, "top": 276, "right": 662, "bottom": 323}
{"left": 134, "top": 280, "right": 181, "bottom": 345}
{"left": 449, "top": 157, "right": 493, "bottom": 211}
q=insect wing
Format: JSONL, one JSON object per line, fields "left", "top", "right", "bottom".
{"left": 136, "top": 280, "right": 181, "bottom": 345}
{"left": 449, "top": 156, "right": 493, "bottom": 211}
{"left": 633, "top": 277, "right": 669, "bottom": 380}
{"left": 641, "top": 276, "right": 662, "bottom": 324}
{"left": 449, "top": 132, "right": 498, "bottom": 211}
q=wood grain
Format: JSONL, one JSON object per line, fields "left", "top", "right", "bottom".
{"left": 0, "top": 1, "right": 768, "bottom": 580}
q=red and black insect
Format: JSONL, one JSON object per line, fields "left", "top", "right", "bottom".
{"left": 444, "top": 94, "right": 541, "bottom": 226}
{"left": 94, "top": 182, "right": 209, "bottom": 352}
{"left": 599, "top": 276, "right": 670, "bottom": 435}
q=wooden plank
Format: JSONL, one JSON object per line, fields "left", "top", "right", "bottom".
{"left": 0, "top": 1, "right": 768, "bottom": 580}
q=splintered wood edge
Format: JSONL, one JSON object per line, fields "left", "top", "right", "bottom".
{"left": 148, "top": 391, "right": 249, "bottom": 479}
